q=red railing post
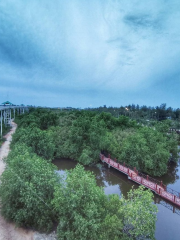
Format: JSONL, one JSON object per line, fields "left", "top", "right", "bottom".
{"left": 137, "top": 170, "right": 138, "bottom": 175}
{"left": 155, "top": 184, "right": 157, "bottom": 192}
{"left": 115, "top": 158, "right": 117, "bottom": 162}
{"left": 173, "top": 206, "right": 175, "bottom": 213}
{"left": 127, "top": 168, "right": 129, "bottom": 174}
{"left": 102, "top": 155, "right": 104, "bottom": 160}
{"left": 174, "top": 195, "right": 176, "bottom": 203}
{"left": 159, "top": 188, "right": 161, "bottom": 195}
{"left": 123, "top": 162, "right": 125, "bottom": 167}
{"left": 147, "top": 175, "right": 149, "bottom": 181}
{"left": 134, "top": 167, "right": 136, "bottom": 173}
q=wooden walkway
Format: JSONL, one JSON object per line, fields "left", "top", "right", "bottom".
{"left": 100, "top": 154, "right": 180, "bottom": 207}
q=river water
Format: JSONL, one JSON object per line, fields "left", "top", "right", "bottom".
{"left": 53, "top": 159, "right": 180, "bottom": 240}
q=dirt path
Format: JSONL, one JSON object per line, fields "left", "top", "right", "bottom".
{"left": 0, "top": 122, "right": 34, "bottom": 240}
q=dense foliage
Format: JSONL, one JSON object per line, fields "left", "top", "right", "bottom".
{"left": 0, "top": 156, "right": 157, "bottom": 239}
{"left": 0, "top": 108, "right": 159, "bottom": 239}
{"left": 11, "top": 108, "right": 179, "bottom": 176}
{"left": 89, "top": 103, "right": 180, "bottom": 123}
{"left": 53, "top": 165, "right": 157, "bottom": 240}
{"left": 11, "top": 126, "right": 55, "bottom": 160}
{"left": 118, "top": 128, "right": 170, "bottom": 176}
{"left": 0, "top": 144, "right": 59, "bottom": 232}
{"left": 121, "top": 186, "right": 157, "bottom": 239}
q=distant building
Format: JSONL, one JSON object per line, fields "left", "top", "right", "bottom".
{"left": 1, "top": 101, "right": 14, "bottom": 106}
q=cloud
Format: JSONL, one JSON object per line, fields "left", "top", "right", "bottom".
{"left": 123, "top": 14, "right": 162, "bottom": 30}
{"left": 0, "top": 0, "right": 180, "bottom": 107}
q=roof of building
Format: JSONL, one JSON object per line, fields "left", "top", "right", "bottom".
{"left": 1, "top": 101, "right": 14, "bottom": 105}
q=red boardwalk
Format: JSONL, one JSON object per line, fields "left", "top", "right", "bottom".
{"left": 100, "top": 154, "right": 180, "bottom": 207}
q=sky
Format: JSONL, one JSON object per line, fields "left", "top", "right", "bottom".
{"left": 0, "top": 0, "right": 180, "bottom": 108}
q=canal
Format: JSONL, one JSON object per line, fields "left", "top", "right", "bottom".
{"left": 53, "top": 158, "right": 180, "bottom": 240}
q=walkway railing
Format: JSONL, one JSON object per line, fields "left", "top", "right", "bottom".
{"left": 100, "top": 153, "right": 180, "bottom": 207}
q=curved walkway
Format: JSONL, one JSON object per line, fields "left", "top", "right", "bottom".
{"left": 100, "top": 154, "right": 180, "bottom": 207}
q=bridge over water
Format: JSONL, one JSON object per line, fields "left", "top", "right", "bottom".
{"left": 0, "top": 105, "right": 28, "bottom": 137}
{"left": 100, "top": 154, "right": 180, "bottom": 208}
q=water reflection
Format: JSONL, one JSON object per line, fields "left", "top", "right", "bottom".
{"left": 53, "top": 159, "right": 139, "bottom": 198}
{"left": 53, "top": 158, "right": 180, "bottom": 240}
{"left": 155, "top": 161, "right": 180, "bottom": 188}
{"left": 53, "top": 158, "right": 180, "bottom": 202}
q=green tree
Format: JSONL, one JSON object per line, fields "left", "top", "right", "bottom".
{"left": 13, "top": 108, "right": 178, "bottom": 175}
{"left": 121, "top": 186, "right": 157, "bottom": 240}
{"left": 53, "top": 164, "right": 109, "bottom": 240}
{"left": 11, "top": 127, "right": 55, "bottom": 160}
{"left": 17, "top": 108, "right": 59, "bottom": 130}
{"left": 53, "top": 165, "right": 157, "bottom": 240}
{"left": 0, "top": 145, "right": 59, "bottom": 232}
{"left": 120, "top": 127, "right": 170, "bottom": 176}
{"left": 99, "top": 194, "right": 124, "bottom": 240}
{"left": 155, "top": 120, "right": 179, "bottom": 162}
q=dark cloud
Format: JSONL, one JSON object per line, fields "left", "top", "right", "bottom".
{"left": 123, "top": 14, "right": 162, "bottom": 31}
{"left": 0, "top": 12, "right": 41, "bottom": 67}
{"left": 0, "top": 0, "right": 180, "bottom": 108}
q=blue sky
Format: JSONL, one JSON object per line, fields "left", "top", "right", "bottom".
{"left": 0, "top": 0, "right": 180, "bottom": 108}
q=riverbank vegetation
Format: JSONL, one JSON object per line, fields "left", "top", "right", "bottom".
{"left": 13, "top": 108, "right": 179, "bottom": 176}
{"left": 0, "top": 108, "right": 161, "bottom": 239}
{"left": 0, "top": 144, "right": 58, "bottom": 232}
{"left": 0, "top": 144, "right": 157, "bottom": 239}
